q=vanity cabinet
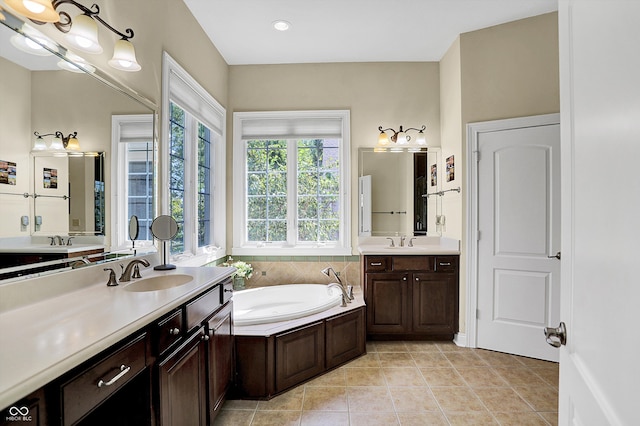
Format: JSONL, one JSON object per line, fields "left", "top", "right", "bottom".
{"left": 363, "top": 255, "right": 459, "bottom": 340}
{"left": 206, "top": 301, "right": 233, "bottom": 422}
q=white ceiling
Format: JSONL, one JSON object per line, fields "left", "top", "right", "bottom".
{"left": 183, "top": 0, "right": 558, "bottom": 65}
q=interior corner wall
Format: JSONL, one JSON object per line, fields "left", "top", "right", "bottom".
{"left": 440, "top": 12, "right": 560, "bottom": 336}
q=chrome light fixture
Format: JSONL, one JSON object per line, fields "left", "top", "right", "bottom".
{"left": 378, "top": 125, "right": 427, "bottom": 147}
{"left": 33, "top": 131, "right": 80, "bottom": 151}
{"left": 8, "top": 0, "right": 141, "bottom": 72}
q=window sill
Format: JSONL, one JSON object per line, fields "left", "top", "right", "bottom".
{"left": 231, "top": 246, "right": 353, "bottom": 257}
{"left": 172, "top": 247, "right": 226, "bottom": 267}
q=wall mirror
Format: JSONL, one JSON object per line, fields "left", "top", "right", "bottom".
{"left": 0, "top": 9, "right": 156, "bottom": 279}
{"left": 358, "top": 147, "right": 442, "bottom": 237}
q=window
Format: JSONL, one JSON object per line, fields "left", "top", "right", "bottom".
{"left": 233, "top": 110, "right": 351, "bottom": 255}
{"left": 162, "top": 53, "right": 225, "bottom": 264}
{"left": 111, "top": 114, "right": 154, "bottom": 250}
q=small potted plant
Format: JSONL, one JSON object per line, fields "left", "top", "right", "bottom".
{"left": 223, "top": 256, "right": 253, "bottom": 290}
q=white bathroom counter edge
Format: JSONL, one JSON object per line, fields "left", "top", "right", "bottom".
{"left": 0, "top": 265, "right": 233, "bottom": 410}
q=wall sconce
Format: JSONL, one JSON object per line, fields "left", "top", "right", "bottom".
{"left": 33, "top": 131, "right": 80, "bottom": 151}
{"left": 378, "top": 125, "right": 427, "bottom": 147}
{"left": 5, "top": 0, "right": 141, "bottom": 72}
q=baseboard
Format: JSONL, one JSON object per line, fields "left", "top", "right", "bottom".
{"left": 453, "top": 332, "right": 467, "bottom": 347}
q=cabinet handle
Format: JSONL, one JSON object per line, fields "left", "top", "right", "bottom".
{"left": 370, "top": 262, "right": 382, "bottom": 266}
{"left": 403, "top": 276, "right": 407, "bottom": 281}
{"left": 439, "top": 262, "right": 451, "bottom": 266}
{"left": 97, "top": 364, "right": 131, "bottom": 388}
{"left": 224, "top": 288, "right": 233, "bottom": 293}
{"left": 201, "top": 334, "right": 210, "bottom": 341}
{"left": 168, "top": 327, "right": 180, "bottom": 336}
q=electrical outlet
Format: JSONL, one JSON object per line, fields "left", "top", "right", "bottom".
{"left": 261, "top": 271, "right": 266, "bottom": 276}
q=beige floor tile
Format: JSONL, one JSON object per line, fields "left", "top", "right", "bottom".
{"left": 378, "top": 352, "right": 416, "bottom": 367}
{"left": 493, "top": 411, "right": 550, "bottom": 426}
{"left": 404, "top": 341, "right": 442, "bottom": 352}
{"left": 300, "top": 410, "right": 349, "bottom": 426}
{"left": 344, "top": 352, "right": 380, "bottom": 368}
{"left": 388, "top": 386, "right": 439, "bottom": 412}
{"left": 305, "top": 367, "right": 346, "bottom": 387}
{"left": 531, "top": 366, "right": 560, "bottom": 388}
{"left": 221, "top": 399, "right": 259, "bottom": 410}
{"left": 456, "top": 367, "right": 509, "bottom": 387}
{"left": 411, "top": 351, "right": 451, "bottom": 368}
{"left": 250, "top": 410, "right": 301, "bottom": 426}
{"left": 373, "top": 341, "right": 409, "bottom": 352}
{"left": 493, "top": 367, "right": 549, "bottom": 387}
{"left": 349, "top": 411, "right": 399, "bottom": 426}
{"left": 365, "top": 341, "right": 377, "bottom": 353}
{"left": 430, "top": 387, "right": 486, "bottom": 412}
{"left": 396, "top": 411, "right": 449, "bottom": 425}
{"left": 444, "top": 410, "right": 498, "bottom": 425}
{"left": 475, "top": 349, "right": 524, "bottom": 367}
{"left": 344, "top": 367, "right": 386, "bottom": 386}
{"left": 420, "top": 367, "right": 466, "bottom": 387}
{"left": 515, "top": 356, "right": 559, "bottom": 368}
{"left": 539, "top": 411, "right": 559, "bottom": 426}
{"left": 436, "top": 342, "right": 461, "bottom": 352}
{"left": 444, "top": 351, "right": 490, "bottom": 368}
{"left": 256, "top": 386, "right": 304, "bottom": 411}
{"left": 383, "top": 367, "right": 427, "bottom": 386}
{"left": 473, "top": 387, "right": 533, "bottom": 412}
{"left": 513, "top": 385, "right": 559, "bottom": 412}
{"left": 346, "top": 386, "right": 395, "bottom": 412}
{"left": 302, "top": 386, "right": 348, "bottom": 411}
{"left": 212, "top": 409, "right": 254, "bottom": 426}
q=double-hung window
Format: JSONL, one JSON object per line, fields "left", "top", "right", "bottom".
{"left": 233, "top": 110, "right": 351, "bottom": 256}
{"left": 162, "top": 52, "right": 225, "bottom": 263}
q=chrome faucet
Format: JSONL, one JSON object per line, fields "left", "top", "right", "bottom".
{"left": 49, "top": 235, "right": 65, "bottom": 245}
{"left": 321, "top": 267, "right": 354, "bottom": 301}
{"left": 119, "top": 258, "right": 150, "bottom": 282}
{"left": 328, "top": 283, "right": 349, "bottom": 307}
{"left": 400, "top": 235, "right": 406, "bottom": 247}
{"left": 408, "top": 237, "right": 417, "bottom": 247}
{"left": 386, "top": 237, "right": 395, "bottom": 247}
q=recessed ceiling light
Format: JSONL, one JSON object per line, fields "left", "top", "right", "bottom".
{"left": 272, "top": 20, "right": 291, "bottom": 31}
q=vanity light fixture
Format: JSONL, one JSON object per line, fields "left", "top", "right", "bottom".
{"left": 57, "top": 51, "right": 96, "bottom": 73}
{"left": 377, "top": 125, "right": 427, "bottom": 147}
{"left": 9, "top": 0, "right": 141, "bottom": 72}
{"left": 4, "top": 0, "right": 60, "bottom": 22}
{"left": 9, "top": 23, "right": 58, "bottom": 56}
{"left": 33, "top": 131, "right": 80, "bottom": 151}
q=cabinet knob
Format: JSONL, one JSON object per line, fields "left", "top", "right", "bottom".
{"left": 201, "top": 334, "right": 210, "bottom": 341}
{"left": 168, "top": 327, "right": 180, "bottom": 336}
{"left": 402, "top": 276, "right": 407, "bottom": 281}
{"left": 415, "top": 277, "right": 420, "bottom": 281}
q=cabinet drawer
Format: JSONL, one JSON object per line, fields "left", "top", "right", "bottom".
{"left": 61, "top": 333, "right": 147, "bottom": 425}
{"left": 186, "top": 285, "right": 221, "bottom": 332}
{"left": 364, "top": 256, "right": 389, "bottom": 272}
{"left": 434, "top": 256, "right": 458, "bottom": 272}
{"left": 393, "top": 256, "right": 433, "bottom": 271}
{"left": 221, "top": 278, "right": 233, "bottom": 304}
{"left": 156, "top": 309, "right": 184, "bottom": 356}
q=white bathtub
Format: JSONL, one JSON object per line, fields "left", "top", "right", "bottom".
{"left": 233, "top": 284, "right": 343, "bottom": 326}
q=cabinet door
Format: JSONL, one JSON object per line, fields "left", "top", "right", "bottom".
{"left": 275, "top": 322, "right": 324, "bottom": 393}
{"left": 326, "top": 308, "right": 366, "bottom": 369}
{"left": 207, "top": 302, "right": 233, "bottom": 423}
{"left": 157, "top": 329, "right": 207, "bottom": 426}
{"left": 365, "top": 272, "right": 410, "bottom": 334}
{"left": 412, "top": 273, "right": 458, "bottom": 336}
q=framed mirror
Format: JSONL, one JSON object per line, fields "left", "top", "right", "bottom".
{"left": 0, "top": 10, "right": 156, "bottom": 278}
{"left": 358, "top": 147, "right": 442, "bottom": 237}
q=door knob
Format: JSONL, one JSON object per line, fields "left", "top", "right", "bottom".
{"left": 548, "top": 251, "right": 561, "bottom": 260}
{"left": 544, "top": 322, "right": 567, "bottom": 347}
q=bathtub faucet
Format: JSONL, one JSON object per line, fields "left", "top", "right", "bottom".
{"left": 321, "top": 267, "right": 354, "bottom": 301}
{"left": 328, "top": 283, "right": 349, "bottom": 307}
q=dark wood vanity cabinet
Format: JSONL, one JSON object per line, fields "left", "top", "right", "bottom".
{"left": 206, "top": 301, "right": 233, "bottom": 422}
{"left": 363, "top": 255, "right": 459, "bottom": 340}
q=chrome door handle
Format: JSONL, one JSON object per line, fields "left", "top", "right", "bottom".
{"left": 544, "top": 322, "right": 567, "bottom": 347}
{"left": 548, "top": 251, "right": 561, "bottom": 260}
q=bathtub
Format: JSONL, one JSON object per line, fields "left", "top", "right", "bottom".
{"left": 233, "top": 284, "right": 343, "bottom": 326}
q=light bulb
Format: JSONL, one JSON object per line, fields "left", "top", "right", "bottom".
{"left": 23, "top": 0, "right": 45, "bottom": 14}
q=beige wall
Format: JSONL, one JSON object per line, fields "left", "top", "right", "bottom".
{"left": 438, "top": 12, "right": 560, "bottom": 333}
{"left": 227, "top": 62, "right": 441, "bottom": 251}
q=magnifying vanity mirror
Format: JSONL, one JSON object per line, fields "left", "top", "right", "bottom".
{"left": 358, "top": 147, "right": 442, "bottom": 237}
{"left": 0, "top": 9, "right": 156, "bottom": 279}
{"left": 129, "top": 215, "right": 139, "bottom": 253}
{"left": 150, "top": 215, "right": 178, "bottom": 270}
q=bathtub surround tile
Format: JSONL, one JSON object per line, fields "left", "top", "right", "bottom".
{"left": 220, "top": 342, "right": 559, "bottom": 425}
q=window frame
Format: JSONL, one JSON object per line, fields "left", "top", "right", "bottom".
{"left": 161, "top": 52, "right": 226, "bottom": 265}
{"left": 232, "top": 110, "right": 351, "bottom": 256}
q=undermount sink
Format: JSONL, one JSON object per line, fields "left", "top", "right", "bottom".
{"left": 123, "top": 274, "right": 193, "bottom": 292}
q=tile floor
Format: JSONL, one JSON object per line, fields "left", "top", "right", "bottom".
{"left": 214, "top": 341, "right": 559, "bottom": 426}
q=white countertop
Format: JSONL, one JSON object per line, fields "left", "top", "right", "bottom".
{"left": 0, "top": 244, "right": 105, "bottom": 254}
{"left": 0, "top": 260, "right": 234, "bottom": 410}
{"left": 357, "top": 236, "right": 460, "bottom": 255}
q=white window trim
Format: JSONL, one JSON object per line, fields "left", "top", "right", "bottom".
{"left": 110, "top": 114, "right": 155, "bottom": 252}
{"left": 161, "top": 52, "right": 226, "bottom": 265}
{"left": 232, "top": 110, "right": 351, "bottom": 256}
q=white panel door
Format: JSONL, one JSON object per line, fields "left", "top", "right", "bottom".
{"left": 477, "top": 120, "right": 561, "bottom": 362}
{"left": 558, "top": 1, "right": 640, "bottom": 424}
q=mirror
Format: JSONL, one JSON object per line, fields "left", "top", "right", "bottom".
{"left": 129, "top": 215, "right": 140, "bottom": 241}
{"left": 32, "top": 152, "right": 105, "bottom": 235}
{"left": 358, "top": 147, "right": 441, "bottom": 237}
{"left": 150, "top": 215, "right": 178, "bottom": 270}
{"left": 0, "top": 10, "right": 156, "bottom": 278}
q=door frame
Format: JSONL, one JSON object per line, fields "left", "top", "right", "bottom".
{"left": 464, "top": 113, "right": 560, "bottom": 349}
